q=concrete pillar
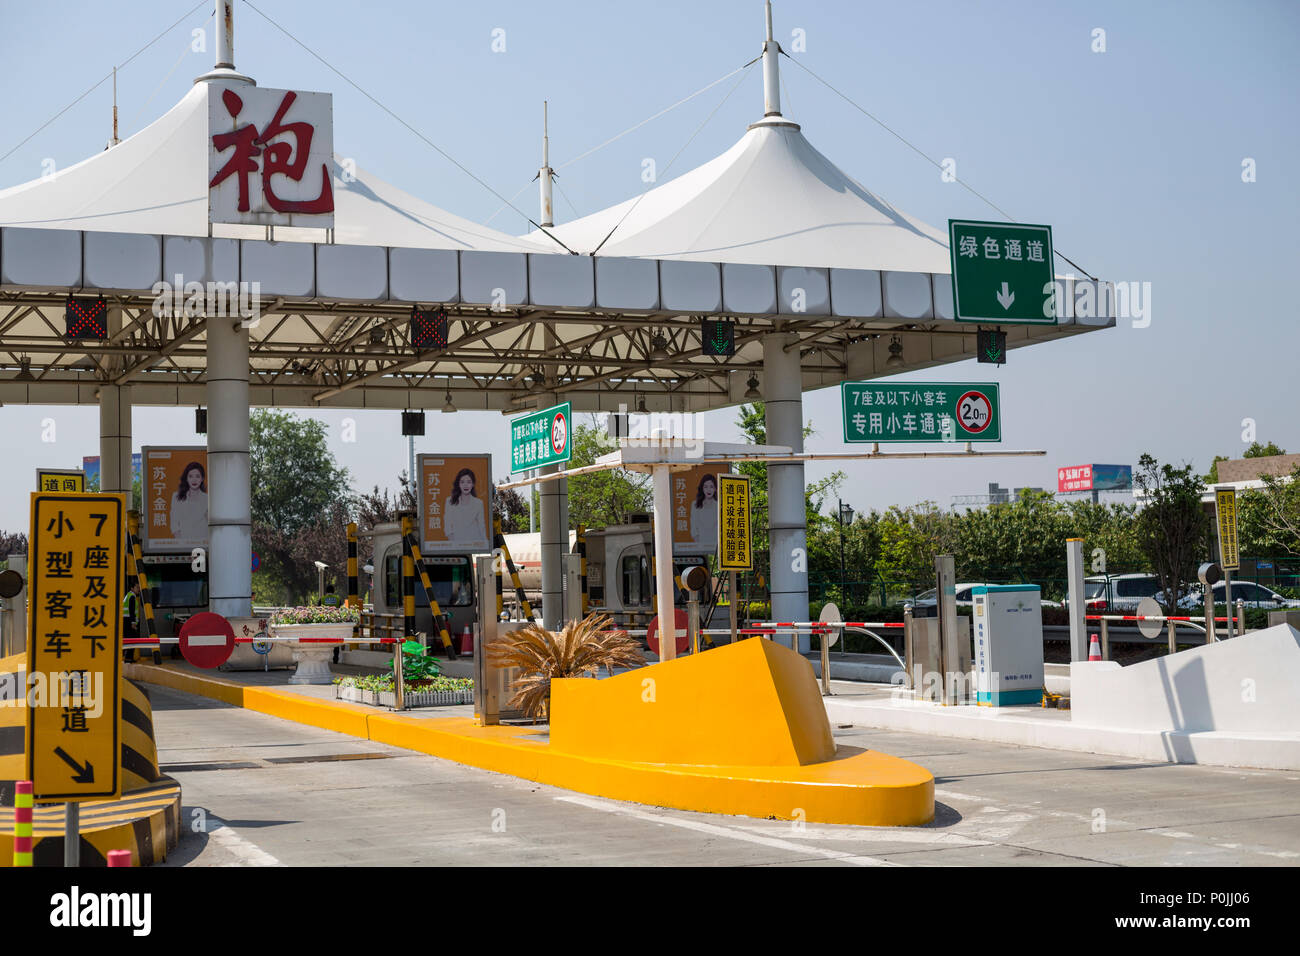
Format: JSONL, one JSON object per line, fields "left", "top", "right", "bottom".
{"left": 206, "top": 316, "right": 251, "bottom": 619}
{"left": 763, "top": 332, "right": 809, "bottom": 652}
{"left": 98, "top": 385, "right": 133, "bottom": 493}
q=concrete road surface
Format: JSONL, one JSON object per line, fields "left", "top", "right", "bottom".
{"left": 146, "top": 684, "right": 1300, "bottom": 867}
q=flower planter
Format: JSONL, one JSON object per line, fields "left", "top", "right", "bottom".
{"left": 335, "top": 683, "right": 473, "bottom": 708}
{"left": 271, "top": 622, "right": 354, "bottom": 685}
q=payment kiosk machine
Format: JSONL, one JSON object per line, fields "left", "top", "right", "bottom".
{"left": 972, "top": 584, "right": 1044, "bottom": 706}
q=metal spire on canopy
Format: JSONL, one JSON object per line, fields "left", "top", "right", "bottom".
{"left": 763, "top": 0, "right": 781, "bottom": 117}
{"left": 194, "top": 0, "right": 255, "bottom": 86}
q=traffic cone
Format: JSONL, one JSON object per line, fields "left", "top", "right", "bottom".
{"left": 459, "top": 624, "right": 474, "bottom": 655}
{"left": 1088, "top": 632, "right": 1102, "bottom": 661}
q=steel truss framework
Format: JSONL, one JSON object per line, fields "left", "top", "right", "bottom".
{"left": 0, "top": 289, "right": 1099, "bottom": 414}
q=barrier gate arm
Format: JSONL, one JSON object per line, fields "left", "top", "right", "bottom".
{"left": 492, "top": 518, "right": 541, "bottom": 624}
{"left": 400, "top": 519, "right": 458, "bottom": 659}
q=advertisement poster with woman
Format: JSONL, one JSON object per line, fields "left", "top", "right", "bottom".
{"left": 417, "top": 454, "right": 493, "bottom": 554}
{"left": 672, "top": 463, "right": 718, "bottom": 555}
{"left": 140, "top": 446, "right": 209, "bottom": 553}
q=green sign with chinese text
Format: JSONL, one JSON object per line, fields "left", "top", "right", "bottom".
{"left": 949, "top": 219, "right": 1055, "bottom": 325}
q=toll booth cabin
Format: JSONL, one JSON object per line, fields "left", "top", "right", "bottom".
{"left": 137, "top": 552, "right": 208, "bottom": 640}
{"left": 582, "top": 519, "right": 714, "bottom": 629}
{"left": 364, "top": 521, "right": 477, "bottom": 645}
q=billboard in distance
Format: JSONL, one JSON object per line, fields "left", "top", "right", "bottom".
{"left": 418, "top": 454, "right": 493, "bottom": 554}
{"left": 1057, "top": 463, "right": 1132, "bottom": 493}
{"left": 141, "top": 447, "right": 209, "bottom": 553}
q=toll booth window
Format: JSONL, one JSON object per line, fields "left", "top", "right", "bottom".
{"left": 145, "top": 566, "right": 208, "bottom": 608}
{"left": 425, "top": 559, "right": 473, "bottom": 607}
{"left": 384, "top": 549, "right": 401, "bottom": 608}
{"left": 621, "top": 553, "right": 649, "bottom": 606}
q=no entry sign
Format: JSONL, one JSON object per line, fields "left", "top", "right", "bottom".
{"left": 647, "top": 609, "right": 689, "bottom": 656}
{"left": 179, "top": 612, "right": 236, "bottom": 669}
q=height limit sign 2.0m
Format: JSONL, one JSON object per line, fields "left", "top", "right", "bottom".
{"left": 949, "top": 220, "right": 1056, "bottom": 325}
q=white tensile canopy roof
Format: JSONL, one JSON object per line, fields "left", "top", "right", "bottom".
{"left": 0, "top": 4, "right": 1111, "bottom": 414}
{"left": 529, "top": 117, "right": 953, "bottom": 273}
{"left": 0, "top": 81, "right": 547, "bottom": 254}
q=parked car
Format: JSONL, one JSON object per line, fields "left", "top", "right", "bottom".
{"left": 1068, "top": 573, "right": 1163, "bottom": 612}
{"left": 1164, "top": 581, "right": 1300, "bottom": 611}
{"left": 910, "top": 582, "right": 1058, "bottom": 614}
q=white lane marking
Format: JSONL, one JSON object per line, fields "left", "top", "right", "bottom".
{"left": 207, "top": 817, "right": 283, "bottom": 867}
{"left": 730, "top": 825, "right": 990, "bottom": 847}
{"left": 554, "top": 794, "right": 900, "bottom": 866}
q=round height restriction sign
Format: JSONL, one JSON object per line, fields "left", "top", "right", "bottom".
{"left": 956, "top": 390, "right": 993, "bottom": 434}
{"left": 550, "top": 411, "right": 568, "bottom": 457}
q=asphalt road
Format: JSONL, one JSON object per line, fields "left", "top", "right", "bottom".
{"left": 146, "top": 684, "right": 1300, "bottom": 867}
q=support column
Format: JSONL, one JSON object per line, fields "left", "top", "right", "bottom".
{"left": 764, "top": 332, "right": 809, "bottom": 652}
{"left": 539, "top": 390, "right": 566, "bottom": 630}
{"left": 206, "top": 316, "right": 251, "bottom": 620}
{"left": 98, "top": 384, "right": 133, "bottom": 494}
{"left": 652, "top": 464, "right": 677, "bottom": 661}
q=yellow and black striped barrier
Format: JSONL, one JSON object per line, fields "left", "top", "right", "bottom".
{"left": 400, "top": 516, "right": 457, "bottom": 658}
{"left": 125, "top": 511, "right": 161, "bottom": 666}
{"left": 1, "top": 653, "right": 181, "bottom": 866}
{"left": 493, "top": 518, "right": 540, "bottom": 624}
{"left": 346, "top": 521, "right": 359, "bottom": 607}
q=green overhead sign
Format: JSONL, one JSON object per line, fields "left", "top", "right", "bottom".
{"left": 510, "top": 402, "right": 572, "bottom": 472}
{"left": 841, "top": 382, "right": 1001, "bottom": 443}
{"left": 949, "top": 219, "right": 1056, "bottom": 325}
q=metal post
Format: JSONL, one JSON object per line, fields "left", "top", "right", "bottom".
{"left": 819, "top": 624, "right": 831, "bottom": 696}
{"left": 64, "top": 803, "right": 79, "bottom": 867}
{"left": 651, "top": 465, "right": 678, "bottom": 661}
{"left": 838, "top": 498, "right": 846, "bottom": 604}
{"left": 729, "top": 571, "right": 738, "bottom": 643}
{"left": 936, "top": 554, "right": 958, "bottom": 705}
{"left": 688, "top": 595, "right": 700, "bottom": 655}
{"left": 1223, "top": 568, "right": 1234, "bottom": 639}
{"left": 1205, "top": 592, "right": 1216, "bottom": 644}
{"left": 1100, "top": 616, "right": 1109, "bottom": 661}
{"left": 393, "top": 634, "right": 405, "bottom": 712}
{"left": 903, "top": 603, "right": 915, "bottom": 692}
{"left": 1167, "top": 618, "right": 1176, "bottom": 655}
{"left": 1065, "top": 538, "right": 1087, "bottom": 662}
{"left": 1235, "top": 597, "right": 1246, "bottom": 637}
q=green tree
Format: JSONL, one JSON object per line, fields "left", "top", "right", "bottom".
{"left": 249, "top": 410, "right": 353, "bottom": 602}
{"left": 1205, "top": 441, "right": 1286, "bottom": 482}
{"left": 1239, "top": 465, "right": 1300, "bottom": 557}
{"left": 873, "top": 502, "right": 959, "bottom": 585}
{"left": 1134, "top": 453, "right": 1209, "bottom": 610}
{"left": 563, "top": 417, "right": 651, "bottom": 528}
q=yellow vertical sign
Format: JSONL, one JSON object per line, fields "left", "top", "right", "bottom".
{"left": 35, "top": 469, "right": 85, "bottom": 493}
{"left": 25, "top": 493, "right": 124, "bottom": 802}
{"left": 1215, "top": 487, "right": 1240, "bottom": 572}
{"left": 717, "top": 474, "right": 753, "bottom": 572}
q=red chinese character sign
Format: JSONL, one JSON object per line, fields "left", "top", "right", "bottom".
{"left": 208, "top": 85, "right": 335, "bottom": 228}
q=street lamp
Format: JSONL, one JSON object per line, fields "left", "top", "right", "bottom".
{"left": 314, "top": 560, "right": 329, "bottom": 602}
{"left": 837, "top": 499, "right": 854, "bottom": 605}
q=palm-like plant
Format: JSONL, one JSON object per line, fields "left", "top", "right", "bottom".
{"left": 488, "top": 613, "right": 645, "bottom": 719}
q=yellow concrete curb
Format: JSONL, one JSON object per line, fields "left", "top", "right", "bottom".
{"left": 126, "top": 663, "right": 935, "bottom": 827}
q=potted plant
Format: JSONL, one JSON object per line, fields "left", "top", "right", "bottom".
{"left": 487, "top": 613, "right": 645, "bottom": 720}
{"left": 269, "top": 605, "right": 360, "bottom": 684}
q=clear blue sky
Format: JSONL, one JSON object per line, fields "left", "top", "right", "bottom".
{"left": 1, "top": 0, "right": 1296, "bottom": 531}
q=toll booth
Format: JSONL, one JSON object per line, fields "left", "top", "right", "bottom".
{"left": 972, "top": 585, "right": 1044, "bottom": 706}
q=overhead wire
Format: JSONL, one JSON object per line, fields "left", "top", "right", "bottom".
{"left": 242, "top": 0, "right": 576, "bottom": 254}
{"left": 591, "top": 60, "right": 757, "bottom": 256}
{"left": 783, "top": 52, "right": 1095, "bottom": 279}
{"left": 0, "top": 0, "right": 211, "bottom": 166}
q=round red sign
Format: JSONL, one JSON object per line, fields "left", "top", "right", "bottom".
{"left": 647, "top": 608, "right": 689, "bottom": 656}
{"left": 550, "top": 411, "right": 568, "bottom": 456}
{"left": 955, "top": 390, "right": 993, "bottom": 434}
{"left": 179, "top": 611, "right": 236, "bottom": 669}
